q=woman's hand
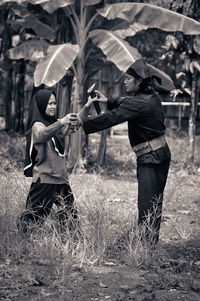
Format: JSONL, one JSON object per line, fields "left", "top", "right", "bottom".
{"left": 60, "top": 113, "right": 77, "bottom": 126}
{"left": 60, "top": 113, "right": 83, "bottom": 135}
{"left": 85, "top": 95, "right": 95, "bottom": 107}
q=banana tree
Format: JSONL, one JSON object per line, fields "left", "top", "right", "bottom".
{"left": 161, "top": 33, "right": 200, "bottom": 161}
{"left": 160, "top": 0, "right": 200, "bottom": 163}
{"left": 4, "top": 1, "right": 200, "bottom": 166}
{"left": 0, "top": 0, "right": 57, "bottom": 131}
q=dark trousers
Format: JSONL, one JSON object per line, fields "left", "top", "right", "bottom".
{"left": 17, "top": 181, "right": 78, "bottom": 233}
{"left": 137, "top": 158, "right": 170, "bottom": 243}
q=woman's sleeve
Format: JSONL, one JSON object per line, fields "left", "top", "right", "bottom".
{"left": 78, "top": 105, "right": 91, "bottom": 121}
{"left": 32, "top": 121, "right": 63, "bottom": 143}
{"left": 60, "top": 124, "right": 70, "bottom": 136}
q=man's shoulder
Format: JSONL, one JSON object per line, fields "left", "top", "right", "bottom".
{"left": 139, "top": 93, "right": 161, "bottom": 106}
{"left": 119, "top": 95, "right": 141, "bottom": 104}
{"left": 118, "top": 93, "right": 161, "bottom": 109}
{"left": 121, "top": 94, "right": 151, "bottom": 106}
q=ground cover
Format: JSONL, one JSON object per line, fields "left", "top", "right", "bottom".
{"left": 0, "top": 130, "right": 200, "bottom": 301}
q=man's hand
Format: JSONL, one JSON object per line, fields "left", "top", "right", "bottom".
{"left": 94, "top": 90, "right": 108, "bottom": 103}
{"left": 85, "top": 90, "right": 108, "bottom": 108}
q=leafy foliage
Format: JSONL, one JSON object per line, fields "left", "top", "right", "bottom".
{"left": 34, "top": 43, "right": 79, "bottom": 87}
{"left": 7, "top": 39, "right": 49, "bottom": 60}
{"left": 1, "top": 0, "right": 200, "bottom": 91}
{"left": 14, "top": 14, "right": 56, "bottom": 40}
{"left": 98, "top": 2, "right": 200, "bottom": 35}
{"left": 161, "top": 32, "right": 200, "bottom": 95}
{"left": 85, "top": 0, "right": 102, "bottom": 5}
{"left": 28, "top": 0, "right": 73, "bottom": 13}
{"left": 89, "top": 29, "right": 142, "bottom": 72}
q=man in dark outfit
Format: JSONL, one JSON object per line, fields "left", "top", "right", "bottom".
{"left": 78, "top": 59, "right": 171, "bottom": 244}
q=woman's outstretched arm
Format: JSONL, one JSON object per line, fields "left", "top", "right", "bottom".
{"left": 33, "top": 113, "right": 78, "bottom": 143}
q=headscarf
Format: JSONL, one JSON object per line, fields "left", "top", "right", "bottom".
{"left": 24, "top": 89, "right": 65, "bottom": 177}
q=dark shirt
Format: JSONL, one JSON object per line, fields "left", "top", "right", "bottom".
{"left": 83, "top": 93, "right": 166, "bottom": 147}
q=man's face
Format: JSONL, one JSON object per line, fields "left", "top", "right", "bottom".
{"left": 124, "top": 74, "right": 140, "bottom": 94}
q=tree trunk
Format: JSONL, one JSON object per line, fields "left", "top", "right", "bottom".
{"left": 96, "top": 68, "right": 112, "bottom": 166}
{"left": 170, "top": 0, "right": 200, "bottom": 163}
{"left": 3, "top": 58, "right": 13, "bottom": 132}
{"left": 13, "top": 60, "right": 25, "bottom": 134}
{"left": 96, "top": 129, "right": 108, "bottom": 165}
{"left": 2, "top": 13, "right": 13, "bottom": 132}
{"left": 67, "top": 76, "right": 83, "bottom": 168}
{"left": 188, "top": 71, "right": 198, "bottom": 162}
{"left": 56, "top": 75, "right": 73, "bottom": 163}
{"left": 57, "top": 75, "right": 73, "bottom": 118}
{"left": 170, "top": 0, "right": 199, "bottom": 19}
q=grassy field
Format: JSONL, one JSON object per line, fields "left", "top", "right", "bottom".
{"left": 0, "top": 129, "right": 200, "bottom": 301}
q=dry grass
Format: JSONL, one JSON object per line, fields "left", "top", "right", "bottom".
{"left": 0, "top": 130, "right": 200, "bottom": 300}
{"left": 0, "top": 129, "right": 200, "bottom": 263}
{"left": 0, "top": 165, "right": 199, "bottom": 264}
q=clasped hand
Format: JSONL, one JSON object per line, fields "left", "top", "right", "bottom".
{"left": 87, "top": 90, "right": 108, "bottom": 106}
{"left": 60, "top": 90, "right": 108, "bottom": 135}
{"left": 68, "top": 113, "right": 82, "bottom": 134}
{"left": 60, "top": 113, "right": 82, "bottom": 134}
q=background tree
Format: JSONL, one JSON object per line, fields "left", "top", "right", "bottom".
{"left": 161, "top": 0, "right": 200, "bottom": 162}
{"left": 1, "top": 0, "right": 200, "bottom": 167}
{"left": 0, "top": 5, "right": 14, "bottom": 132}
{"left": 0, "top": 1, "right": 57, "bottom": 133}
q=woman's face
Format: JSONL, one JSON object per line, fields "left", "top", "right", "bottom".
{"left": 45, "top": 94, "right": 57, "bottom": 116}
{"left": 124, "top": 74, "right": 140, "bottom": 94}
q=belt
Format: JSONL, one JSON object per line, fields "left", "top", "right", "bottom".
{"left": 132, "top": 135, "right": 167, "bottom": 158}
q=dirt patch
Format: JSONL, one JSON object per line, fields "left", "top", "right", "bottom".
{"left": 1, "top": 238, "right": 200, "bottom": 301}
{"left": 1, "top": 170, "right": 200, "bottom": 300}
{"left": 1, "top": 132, "right": 200, "bottom": 301}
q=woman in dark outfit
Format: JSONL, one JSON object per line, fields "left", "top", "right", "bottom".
{"left": 78, "top": 59, "right": 171, "bottom": 244}
{"left": 17, "top": 89, "right": 78, "bottom": 234}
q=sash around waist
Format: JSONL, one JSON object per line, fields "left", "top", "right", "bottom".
{"left": 132, "top": 135, "right": 167, "bottom": 158}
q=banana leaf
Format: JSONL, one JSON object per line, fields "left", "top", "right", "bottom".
{"left": 113, "top": 23, "right": 148, "bottom": 39}
{"left": 27, "top": 0, "right": 73, "bottom": 13}
{"left": 6, "top": 39, "right": 49, "bottom": 60}
{"left": 146, "top": 64, "right": 175, "bottom": 91}
{"left": 85, "top": 57, "right": 109, "bottom": 80}
{"left": 98, "top": 3, "right": 200, "bottom": 36}
{"left": 6, "top": 2, "right": 29, "bottom": 18}
{"left": 99, "top": 18, "right": 146, "bottom": 39}
{"left": 85, "top": 0, "right": 102, "bottom": 5}
{"left": 90, "top": 29, "right": 174, "bottom": 91}
{"left": 89, "top": 29, "right": 141, "bottom": 72}
{"left": 15, "top": 15, "right": 56, "bottom": 40}
{"left": 34, "top": 43, "right": 79, "bottom": 87}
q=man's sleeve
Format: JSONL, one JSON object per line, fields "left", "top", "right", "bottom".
{"left": 83, "top": 98, "right": 141, "bottom": 135}
{"left": 107, "top": 97, "right": 125, "bottom": 110}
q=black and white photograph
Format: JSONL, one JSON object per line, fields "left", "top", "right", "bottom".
{"left": 0, "top": 0, "right": 200, "bottom": 300}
